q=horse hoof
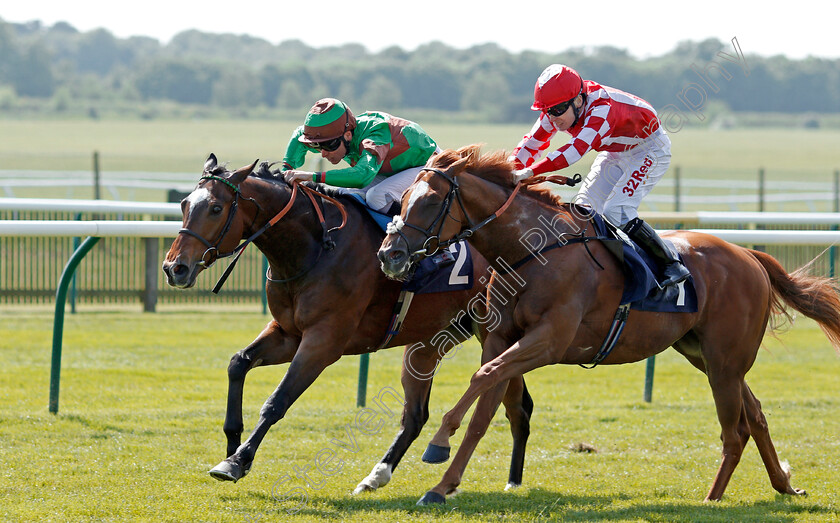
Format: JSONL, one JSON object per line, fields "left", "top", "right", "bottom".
{"left": 504, "top": 482, "right": 521, "bottom": 491}
{"left": 422, "top": 443, "right": 451, "bottom": 464}
{"left": 416, "top": 491, "right": 446, "bottom": 505}
{"left": 352, "top": 483, "right": 374, "bottom": 495}
{"left": 209, "top": 459, "right": 249, "bottom": 482}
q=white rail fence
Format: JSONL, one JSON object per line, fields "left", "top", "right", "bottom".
{"left": 4, "top": 198, "right": 839, "bottom": 414}
{"left": 3, "top": 169, "right": 839, "bottom": 212}
{"left": 3, "top": 198, "right": 839, "bottom": 313}
{"left": 3, "top": 196, "right": 840, "bottom": 242}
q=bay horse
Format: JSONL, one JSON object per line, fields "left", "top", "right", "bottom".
{"left": 377, "top": 144, "right": 840, "bottom": 504}
{"left": 161, "top": 154, "right": 535, "bottom": 493}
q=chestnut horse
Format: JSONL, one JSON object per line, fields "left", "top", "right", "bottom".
{"left": 378, "top": 145, "right": 840, "bottom": 504}
{"left": 161, "top": 154, "right": 535, "bottom": 493}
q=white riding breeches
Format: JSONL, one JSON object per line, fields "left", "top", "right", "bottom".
{"left": 338, "top": 148, "right": 441, "bottom": 213}
{"left": 573, "top": 128, "right": 671, "bottom": 228}
{"left": 361, "top": 166, "right": 425, "bottom": 213}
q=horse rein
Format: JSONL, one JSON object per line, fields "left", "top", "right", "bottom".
{"left": 178, "top": 173, "right": 348, "bottom": 292}
{"left": 391, "top": 167, "right": 580, "bottom": 263}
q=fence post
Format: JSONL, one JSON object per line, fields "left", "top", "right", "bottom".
{"left": 357, "top": 354, "right": 370, "bottom": 407}
{"left": 92, "top": 151, "right": 101, "bottom": 200}
{"left": 143, "top": 238, "right": 159, "bottom": 312}
{"left": 262, "top": 256, "right": 268, "bottom": 315}
{"left": 643, "top": 356, "right": 656, "bottom": 402}
{"left": 70, "top": 213, "right": 83, "bottom": 313}
{"left": 644, "top": 165, "right": 683, "bottom": 402}
{"left": 674, "top": 165, "right": 681, "bottom": 212}
{"left": 758, "top": 167, "right": 765, "bottom": 213}
{"left": 51, "top": 236, "right": 101, "bottom": 414}
{"left": 70, "top": 237, "right": 79, "bottom": 313}
{"left": 754, "top": 167, "right": 766, "bottom": 252}
{"left": 831, "top": 170, "right": 839, "bottom": 278}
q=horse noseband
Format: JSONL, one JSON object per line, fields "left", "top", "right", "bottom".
{"left": 394, "top": 167, "right": 469, "bottom": 263}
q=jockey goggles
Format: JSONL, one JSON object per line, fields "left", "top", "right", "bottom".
{"left": 545, "top": 98, "right": 575, "bottom": 117}
{"left": 309, "top": 136, "right": 343, "bottom": 152}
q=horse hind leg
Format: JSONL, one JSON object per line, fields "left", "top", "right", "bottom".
{"left": 418, "top": 333, "right": 536, "bottom": 506}
{"left": 741, "top": 382, "right": 806, "bottom": 496}
{"left": 502, "top": 375, "right": 533, "bottom": 490}
{"left": 704, "top": 371, "right": 751, "bottom": 501}
{"left": 354, "top": 342, "right": 441, "bottom": 494}
{"left": 353, "top": 325, "right": 534, "bottom": 496}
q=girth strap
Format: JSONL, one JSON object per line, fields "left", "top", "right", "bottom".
{"left": 376, "top": 290, "right": 416, "bottom": 350}
{"left": 579, "top": 303, "right": 631, "bottom": 369}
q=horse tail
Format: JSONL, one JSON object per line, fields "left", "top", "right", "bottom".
{"left": 749, "top": 248, "right": 840, "bottom": 353}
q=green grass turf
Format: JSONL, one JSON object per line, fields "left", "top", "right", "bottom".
{"left": 1, "top": 306, "right": 838, "bottom": 522}
{"left": 1, "top": 120, "right": 838, "bottom": 176}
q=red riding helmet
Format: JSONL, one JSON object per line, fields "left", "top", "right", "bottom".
{"left": 531, "top": 64, "right": 584, "bottom": 111}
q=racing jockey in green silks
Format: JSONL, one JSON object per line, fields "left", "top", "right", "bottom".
{"left": 282, "top": 98, "right": 440, "bottom": 215}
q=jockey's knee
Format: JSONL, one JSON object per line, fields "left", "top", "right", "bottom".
{"left": 365, "top": 191, "right": 388, "bottom": 212}
{"left": 603, "top": 206, "right": 635, "bottom": 229}
{"left": 366, "top": 192, "right": 396, "bottom": 214}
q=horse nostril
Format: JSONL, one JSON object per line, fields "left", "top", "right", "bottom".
{"left": 378, "top": 248, "right": 403, "bottom": 265}
{"left": 388, "top": 249, "right": 406, "bottom": 263}
{"left": 163, "top": 263, "right": 188, "bottom": 278}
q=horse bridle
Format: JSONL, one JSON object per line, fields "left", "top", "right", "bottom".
{"left": 178, "top": 172, "right": 348, "bottom": 292}
{"left": 178, "top": 174, "right": 254, "bottom": 269}
{"left": 388, "top": 167, "right": 523, "bottom": 263}
{"left": 388, "top": 167, "right": 583, "bottom": 266}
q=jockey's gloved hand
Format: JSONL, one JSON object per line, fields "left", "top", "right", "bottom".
{"left": 284, "top": 170, "right": 315, "bottom": 184}
{"left": 512, "top": 168, "right": 534, "bottom": 184}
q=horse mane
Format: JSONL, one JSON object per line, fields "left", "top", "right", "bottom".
{"left": 248, "top": 161, "right": 346, "bottom": 200}
{"left": 205, "top": 162, "right": 230, "bottom": 177}
{"left": 429, "top": 144, "right": 566, "bottom": 209}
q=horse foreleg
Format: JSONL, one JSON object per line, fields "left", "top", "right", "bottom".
{"left": 354, "top": 342, "right": 443, "bottom": 494}
{"left": 741, "top": 382, "right": 806, "bottom": 496}
{"left": 223, "top": 321, "right": 298, "bottom": 457}
{"left": 210, "top": 333, "right": 342, "bottom": 482}
{"left": 426, "top": 328, "right": 555, "bottom": 463}
{"left": 418, "top": 379, "right": 510, "bottom": 505}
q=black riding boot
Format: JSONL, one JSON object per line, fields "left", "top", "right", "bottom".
{"left": 383, "top": 202, "right": 402, "bottom": 217}
{"left": 622, "top": 218, "right": 690, "bottom": 287}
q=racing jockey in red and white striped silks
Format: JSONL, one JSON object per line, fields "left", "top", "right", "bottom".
{"left": 511, "top": 64, "right": 689, "bottom": 288}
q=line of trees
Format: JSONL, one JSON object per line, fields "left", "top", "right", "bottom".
{"left": 1, "top": 17, "right": 839, "bottom": 122}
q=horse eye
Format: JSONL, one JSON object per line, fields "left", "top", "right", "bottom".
{"left": 211, "top": 204, "right": 223, "bottom": 214}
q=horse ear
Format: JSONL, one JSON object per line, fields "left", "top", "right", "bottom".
{"left": 445, "top": 156, "right": 471, "bottom": 178}
{"left": 228, "top": 159, "right": 259, "bottom": 185}
{"left": 205, "top": 153, "right": 218, "bottom": 172}
{"left": 456, "top": 144, "right": 482, "bottom": 164}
